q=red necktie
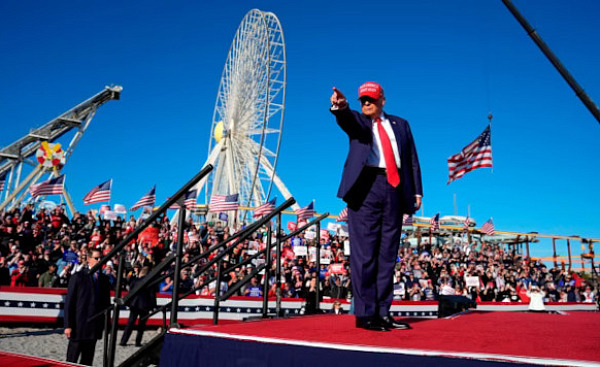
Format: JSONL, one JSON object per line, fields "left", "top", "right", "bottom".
{"left": 375, "top": 118, "right": 400, "bottom": 187}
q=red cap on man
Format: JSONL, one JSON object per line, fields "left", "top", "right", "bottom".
{"left": 358, "top": 82, "right": 384, "bottom": 99}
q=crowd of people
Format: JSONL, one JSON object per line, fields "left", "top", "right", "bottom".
{"left": 0, "top": 204, "right": 597, "bottom": 308}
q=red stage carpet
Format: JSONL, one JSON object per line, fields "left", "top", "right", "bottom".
{"left": 0, "top": 350, "right": 78, "bottom": 367}
{"left": 164, "top": 311, "right": 600, "bottom": 366}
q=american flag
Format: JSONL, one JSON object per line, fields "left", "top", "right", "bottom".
{"left": 0, "top": 171, "right": 7, "bottom": 193}
{"left": 130, "top": 186, "right": 156, "bottom": 211}
{"left": 402, "top": 214, "right": 413, "bottom": 226}
{"left": 295, "top": 202, "right": 315, "bottom": 221}
{"left": 83, "top": 179, "right": 112, "bottom": 204}
{"left": 481, "top": 218, "right": 495, "bottom": 235}
{"left": 336, "top": 207, "right": 348, "bottom": 222}
{"left": 209, "top": 193, "right": 239, "bottom": 212}
{"left": 30, "top": 175, "right": 65, "bottom": 197}
{"left": 253, "top": 198, "right": 276, "bottom": 218}
{"left": 447, "top": 125, "right": 493, "bottom": 184}
{"left": 429, "top": 213, "right": 440, "bottom": 231}
{"left": 170, "top": 189, "right": 198, "bottom": 210}
{"left": 463, "top": 216, "right": 472, "bottom": 231}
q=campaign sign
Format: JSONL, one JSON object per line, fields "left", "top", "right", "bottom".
{"left": 465, "top": 276, "right": 480, "bottom": 288}
{"left": 139, "top": 226, "right": 160, "bottom": 247}
{"left": 329, "top": 263, "right": 346, "bottom": 274}
{"left": 104, "top": 211, "right": 118, "bottom": 221}
{"left": 294, "top": 245, "right": 308, "bottom": 256}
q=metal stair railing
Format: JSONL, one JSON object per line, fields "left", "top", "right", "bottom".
{"left": 137, "top": 197, "right": 297, "bottom": 324}
{"left": 84, "top": 164, "right": 213, "bottom": 367}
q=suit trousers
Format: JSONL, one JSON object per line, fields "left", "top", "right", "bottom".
{"left": 66, "top": 339, "right": 97, "bottom": 366}
{"left": 348, "top": 171, "right": 402, "bottom": 318}
{"left": 120, "top": 307, "right": 149, "bottom": 346}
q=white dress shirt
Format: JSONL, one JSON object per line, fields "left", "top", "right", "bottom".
{"left": 366, "top": 113, "right": 401, "bottom": 169}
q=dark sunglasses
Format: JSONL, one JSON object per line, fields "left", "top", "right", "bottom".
{"left": 359, "top": 97, "right": 379, "bottom": 104}
{"left": 91, "top": 256, "right": 101, "bottom": 260}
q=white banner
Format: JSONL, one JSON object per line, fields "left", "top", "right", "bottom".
{"left": 113, "top": 203, "right": 127, "bottom": 214}
{"left": 104, "top": 211, "right": 118, "bottom": 220}
{"left": 465, "top": 276, "right": 480, "bottom": 288}
{"left": 294, "top": 246, "right": 308, "bottom": 256}
{"left": 327, "top": 222, "right": 339, "bottom": 231}
{"left": 305, "top": 231, "right": 316, "bottom": 240}
{"left": 338, "top": 225, "right": 349, "bottom": 237}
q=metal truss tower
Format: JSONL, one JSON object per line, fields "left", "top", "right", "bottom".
{"left": 0, "top": 85, "right": 122, "bottom": 213}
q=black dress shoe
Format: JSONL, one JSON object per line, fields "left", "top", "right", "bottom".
{"left": 356, "top": 317, "right": 389, "bottom": 332}
{"left": 379, "top": 315, "right": 412, "bottom": 330}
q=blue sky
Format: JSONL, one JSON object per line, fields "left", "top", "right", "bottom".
{"left": 1, "top": 1, "right": 599, "bottom": 258}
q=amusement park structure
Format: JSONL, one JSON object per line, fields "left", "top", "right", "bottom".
{"left": 189, "top": 9, "right": 296, "bottom": 222}
{"left": 0, "top": 85, "right": 122, "bottom": 214}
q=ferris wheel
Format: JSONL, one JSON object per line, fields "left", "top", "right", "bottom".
{"left": 195, "top": 9, "right": 298, "bottom": 218}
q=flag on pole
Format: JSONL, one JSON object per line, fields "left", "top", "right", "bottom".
{"left": 295, "top": 202, "right": 315, "bottom": 220}
{"left": 208, "top": 193, "right": 239, "bottom": 212}
{"left": 253, "top": 198, "right": 276, "bottom": 217}
{"left": 170, "top": 189, "right": 198, "bottom": 210}
{"left": 130, "top": 186, "right": 156, "bottom": 211}
{"left": 402, "top": 214, "right": 413, "bottom": 226}
{"left": 463, "top": 216, "right": 472, "bottom": 231}
{"left": 481, "top": 218, "right": 495, "bottom": 235}
{"left": 447, "top": 125, "right": 493, "bottom": 184}
{"left": 83, "top": 179, "right": 112, "bottom": 204}
{"left": 429, "top": 213, "right": 440, "bottom": 231}
{"left": 336, "top": 207, "right": 348, "bottom": 222}
{"left": 0, "top": 171, "right": 7, "bottom": 193}
{"left": 30, "top": 175, "right": 65, "bottom": 197}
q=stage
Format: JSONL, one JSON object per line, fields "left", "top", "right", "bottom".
{"left": 161, "top": 311, "right": 600, "bottom": 366}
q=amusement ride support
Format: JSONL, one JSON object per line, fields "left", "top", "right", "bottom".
{"left": 502, "top": 0, "right": 600, "bottom": 126}
{"left": 0, "top": 86, "right": 122, "bottom": 210}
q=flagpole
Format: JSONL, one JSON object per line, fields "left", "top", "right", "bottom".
{"left": 453, "top": 193, "right": 457, "bottom": 216}
{"left": 488, "top": 113, "right": 493, "bottom": 174}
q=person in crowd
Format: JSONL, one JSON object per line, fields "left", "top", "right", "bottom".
{"left": 331, "top": 301, "right": 345, "bottom": 315}
{"left": 527, "top": 285, "right": 546, "bottom": 312}
{"left": 38, "top": 263, "right": 59, "bottom": 287}
{"left": 330, "top": 82, "right": 422, "bottom": 331}
{"left": 120, "top": 266, "right": 157, "bottom": 347}
{"left": 64, "top": 249, "right": 111, "bottom": 366}
{"left": 10, "top": 260, "right": 29, "bottom": 286}
{"left": 159, "top": 275, "right": 174, "bottom": 295}
{"left": 243, "top": 276, "right": 263, "bottom": 297}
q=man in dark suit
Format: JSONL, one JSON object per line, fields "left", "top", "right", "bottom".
{"left": 120, "top": 266, "right": 157, "bottom": 347}
{"left": 64, "top": 248, "right": 111, "bottom": 365}
{"left": 331, "top": 82, "right": 423, "bottom": 331}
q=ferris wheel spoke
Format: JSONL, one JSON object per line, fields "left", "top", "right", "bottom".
{"left": 206, "top": 9, "right": 290, "bottom": 220}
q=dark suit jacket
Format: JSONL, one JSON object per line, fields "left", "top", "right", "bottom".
{"left": 332, "top": 107, "right": 423, "bottom": 214}
{"left": 129, "top": 275, "right": 157, "bottom": 312}
{"left": 64, "top": 268, "right": 111, "bottom": 340}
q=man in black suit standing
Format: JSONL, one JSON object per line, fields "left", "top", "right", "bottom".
{"left": 64, "top": 248, "right": 111, "bottom": 365}
{"left": 331, "top": 82, "right": 423, "bottom": 331}
{"left": 120, "top": 266, "right": 157, "bottom": 347}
